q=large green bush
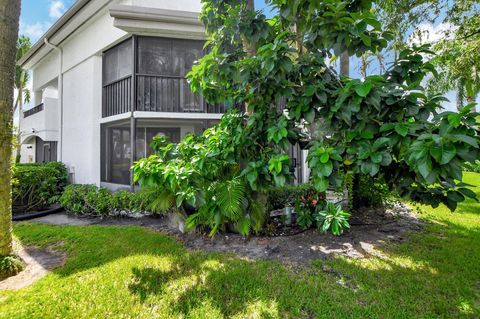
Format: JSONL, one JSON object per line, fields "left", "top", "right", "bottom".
{"left": 12, "top": 162, "right": 68, "bottom": 213}
{"left": 59, "top": 185, "right": 169, "bottom": 216}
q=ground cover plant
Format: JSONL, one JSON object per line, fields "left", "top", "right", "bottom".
{"left": 1, "top": 172, "right": 479, "bottom": 318}
{"left": 59, "top": 184, "right": 169, "bottom": 216}
{"left": 12, "top": 162, "right": 68, "bottom": 213}
{"left": 133, "top": 0, "right": 480, "bottom": 237}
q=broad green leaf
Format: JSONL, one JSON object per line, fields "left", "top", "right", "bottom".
{"left": 318, "top": 161, "right": 333, "bottom": 176}
{"left": 319, "top": 152, "right": 330, "bottom": 163}
{"left": 355, "top": 82, "right": 373, "bottom": 97}
{"left": 417, "top": 157, "right": 432, "bottom": 179}
{"left": 430, "top": 143, "right": 456, "bottom": 165}
{"left": 370, "top": 153, "right": 383, "bottom": 164}
{"left": 447, "top": 113, "right": 461, "bottom": 128}
{"left": 314, "top": 176, "right": 329, "bottom": 192}
{"left": 452, "top": 134, "right": 479, "bottom": 148}
{"left": 395, "top": 124, "right": 409, "bottom": 137}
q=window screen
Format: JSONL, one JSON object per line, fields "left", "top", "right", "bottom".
{"left": 137, "top": 37, "right": 203, "bottom": 76}
{"left": 103, "top": 39, "right": 133, "bottom": 85}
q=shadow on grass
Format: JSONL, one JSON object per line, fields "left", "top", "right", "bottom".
{"left": 12, "top": 192, "right": 480, "bottom": 318}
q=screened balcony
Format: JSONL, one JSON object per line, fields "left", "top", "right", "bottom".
{"left": 102, "top": 36, "right": 226, "bottom": 118}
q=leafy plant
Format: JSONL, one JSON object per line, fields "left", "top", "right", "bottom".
{"left": 59, "top": 185, "right": 163, "bottom": 216}
{"left": 315, "top": 202, "right": 351, "bottom": 236}
{"left": 464, "top": 160, "right": 480, "bottom": 173}
{"left": 0, "top": 255, "right": 24, "bottom": 280}
{"left": 12, "top": 162, "right": 68, "bottom": 213}
{"left": 296, "top": 209, "right": 314, "bottom": 230}
{"left": 266, "top": 183, "right": 320, "bottom": 211}
{"left": 134, "top": 0, "right": 479, "bottom": 237}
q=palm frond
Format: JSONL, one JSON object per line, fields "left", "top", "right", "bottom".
{"left": 138, "top": 187, "right": 175, "bottom": 214}
{"left": 248, "top": 197, "right": 267, "bottom": 233}
{"left": 215, "top": 177, "right": 246, "bottom": 220}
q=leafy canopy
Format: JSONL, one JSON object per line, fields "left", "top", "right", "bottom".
{"left": 134, "top": 0, "right": 480, "bottom": 235}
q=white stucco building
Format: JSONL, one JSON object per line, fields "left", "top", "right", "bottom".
{"left": 19, "top": 0, "right": 307, "bottom": 190}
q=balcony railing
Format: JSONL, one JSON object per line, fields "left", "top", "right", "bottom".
{"left": 103, "top": 76, "right": 132, "bottom": 118}
{"left": 102, "top": 74, "right": 230, "bottom": 118}
{"left": 136, "top": 74, "right": 227, "bottom": 114}
{"left": 23, "top": 103, "right": 44, "bottom": 118}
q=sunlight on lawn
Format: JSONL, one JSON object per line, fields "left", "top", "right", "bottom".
{"left": 0, "top": 173, "right": 479, "bottom": 318}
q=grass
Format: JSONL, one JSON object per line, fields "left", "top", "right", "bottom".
{"left": 0, "top": 172, "right": 479, "bottom": 318}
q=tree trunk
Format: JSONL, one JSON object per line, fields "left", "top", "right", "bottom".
{"left": 15, "top": 87, "right": 23, "bottom": 162}
{"left": 0, "top": 0, "right": 21, "bottom": 257}
{"left": 456, "top": 78, "right": 465, "bottom": 111}
{"left": 242, "top": 0, "right": 256, "bottom": 115}
{"left": 340, "top": 51, "right": 349, "bottom": 77}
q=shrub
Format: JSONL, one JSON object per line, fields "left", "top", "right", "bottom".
{"left": 266, "top": 183, "right": 322, "bottom": 211}
{"left": 0, "top": 255, "right": 24, "bottom": 280}
{"left": 59, "top": 185, "right": 107, "bottom": 216}
{"left": 59, "top": 184, "right": 171, "bottom": 216}
{"left": 464, "top": 160, "right": 480, "bottom": 173}
{"left": 351, "top": 174, "right": 393, "bottom": 209}
{"left": 315, "top": 202, "right": 351, "bottom": 236}
{"left": 12, "top": 162, "right": 68, "bottom": 213}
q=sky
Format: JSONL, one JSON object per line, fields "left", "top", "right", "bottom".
{"left": 19, "top": 0, "right": 460, "bottom": 111}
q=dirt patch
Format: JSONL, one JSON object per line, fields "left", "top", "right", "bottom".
{"left": 157, "top": 202, "right": 424, "bottom": 264}
{"left": 26, "top": 202, "right": 423, "bottom": 265}
{"left": 0, "top": 242, "right": 66, "bottom": 290}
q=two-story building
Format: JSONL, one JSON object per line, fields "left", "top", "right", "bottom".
{"left": 18, "top": 0, "right": 308, "bottom": 190}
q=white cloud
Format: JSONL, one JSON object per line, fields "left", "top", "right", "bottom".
{"left": 409, "top": 22, "right": 456, "bottom": 46}
{"left": 19, "top": 21, "right": 52, "bottom": 41}
{"left": 49, "top": 0, "right": 66, "bottom": 19}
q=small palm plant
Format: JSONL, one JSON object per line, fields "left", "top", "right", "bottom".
{"left": 315, "top": 202, "right": 351, "bottom": 236}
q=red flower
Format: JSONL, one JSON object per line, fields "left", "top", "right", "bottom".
{"left": 312, "top": 199, "right": 318, "bottom": 206}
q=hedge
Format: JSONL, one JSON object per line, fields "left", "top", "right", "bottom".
{"left": 59, "top": 184, "right": 168, "bottom": 216}
{"left": 12, "top": 162, "right": 68, "bottom": 214}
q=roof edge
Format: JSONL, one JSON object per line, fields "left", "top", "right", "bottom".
{"left": 18, "top": 0, "right": 92, "bottom": 67}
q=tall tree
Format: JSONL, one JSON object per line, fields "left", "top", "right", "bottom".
{"left": 14, "top": 35, "right": 32, "bottom": 162}
{"left": 14, "top": 36, "right": 31, "bottom": 114}
{"left": 0, "top": 0, "right": 21, "bottom": 257}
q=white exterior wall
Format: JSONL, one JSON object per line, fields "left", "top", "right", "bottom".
{"left": 32, "top": 51, "right": 60, "bottom": 91}
{"left": 62, "top": 56, "right": 102, "bottom": 185}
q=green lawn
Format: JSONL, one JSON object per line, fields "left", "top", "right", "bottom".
{"left": 1, "top": 173, "right": 479, "bottom": 318}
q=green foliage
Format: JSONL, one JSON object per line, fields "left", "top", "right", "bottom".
{"left": 293, "top": 187, "right": 326, "bottom": 229}
{"left": 133, "top": 119, "right": 270, "bottom": 236}
{"left": 134, "top": 0, "right": 480, "bottom": 238}
{"left": 59, "top": 185, "right": 166, "bottom": 216}
{"left": 12, "top": 162, "right": 68, "bottom": 213}
{"left": 352, "top": 174, "right": 393, "bottom": 209}
{"left": 315, "top": 202, "right": 351, "bottom": 236}
{"left": 266, "top": 183, "right": 319, "bottom": 211}
{"left": 464, "top": 160, "right": 480, "bottom": 173}
{"left": 0, "top": 255, "right": 24, "bottom": 281}
{"left": 3, "top": 173, "right": 480, "bottom": 318}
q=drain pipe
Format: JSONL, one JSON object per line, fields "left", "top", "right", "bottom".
{"left": 43, "top": 38, "right": 63, "bottom": 161}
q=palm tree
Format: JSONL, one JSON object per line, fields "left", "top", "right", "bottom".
{"left": 14, "top": 36, "right": 32, "bottom": 114}
{"left": 0, "top": 0, "right": 21, "bottom": 258}
{"left": 14, "top": 36, "right": 32, "bottom": 162}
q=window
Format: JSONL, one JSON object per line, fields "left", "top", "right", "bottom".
{"left": 35, "top": 137, "right": 58, "bottom": 163}
{"left": 103, "top": 39, "right": 133, "bottom": 85}
{"left": 102, "top": 39, "right": 133, "bottom": 117}
{"left": 136, "top": 37, "right": 204, "bottom": 112}
{"left": 137, "top": 37, "right": 203, "bottom": 77}
{"left": 101, "top": 121, "right": 181, "bottom": 185}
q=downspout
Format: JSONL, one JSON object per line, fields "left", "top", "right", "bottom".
{"left": 43, "top": 38, "right": 63, "bottom": 162}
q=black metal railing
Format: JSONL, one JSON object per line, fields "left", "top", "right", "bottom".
{"left": 137, "top": 74, "right": 208, "bottom": 113}
{"left": 23, "top": 103, "right": 44, "bottom": 118}
{"left": 103, "top": 76, "right": 132, "bottom": 117}
{"left": 102, "top": 74, "right": 235, "bottom": 117}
